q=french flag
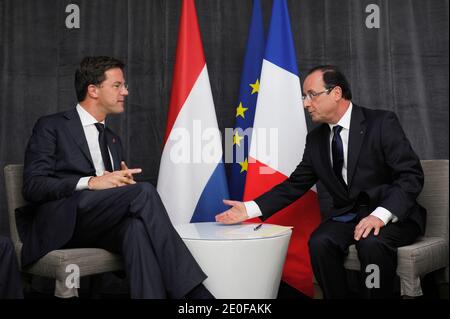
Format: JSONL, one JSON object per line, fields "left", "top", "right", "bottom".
{"left": 244, "top": 0, "right": 321, "bottom": 297}
{"left": 157, "top": 0, "right": 229, "bottom": 225}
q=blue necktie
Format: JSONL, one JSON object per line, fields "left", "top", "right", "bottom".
{"left": 331, "top": 125, "right": 356, "bottom": 222}
{"left": 95, "top": 123, "right": 113, "bottom": 173}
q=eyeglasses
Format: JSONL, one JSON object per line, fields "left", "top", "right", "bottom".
{"left": 96, "top": 83, "right": 129, "bottom": 90}
{"left": 301, "top": 86, "right": 335, "bottom": 101}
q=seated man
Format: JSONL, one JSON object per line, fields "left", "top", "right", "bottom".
{"left": 0, "top": 236, "right": 23, "bottom": 298}
{"left": 17, "top": 56, "right": 212, "bottom": 299}
{"left": 217, "top": 65, "right": 425, "bottom": 299}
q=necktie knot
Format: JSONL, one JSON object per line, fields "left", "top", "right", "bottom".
{"left": 333, "top": 125, "right": 343, "bottom": 135}
{"left": 94, "top": 122, "right": 105, "bottom": 132}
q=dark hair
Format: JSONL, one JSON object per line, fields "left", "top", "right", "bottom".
{"left": 74, "top": 56, "right": 125, "bottom": 102}
{"left": 307, "top": 65, "right": 352, "bottom": 100}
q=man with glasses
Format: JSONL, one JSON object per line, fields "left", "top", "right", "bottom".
{"left": 216, "top": 65, "right": 425, "bottom": 299}
{"left": 17, "top": 56, "right": 213, "bottom": 299}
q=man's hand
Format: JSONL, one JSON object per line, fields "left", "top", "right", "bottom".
{"left": 120, "top": 161, "right": 135, "bottom": 180}
{"left": 88, "top": 168, "right": 142, "bottom": 190}
{"left": 215, "top": 199, "right": 249, "bottom": 224}
{"left": 354, "top": 215, "right": 385, "bottom": 241}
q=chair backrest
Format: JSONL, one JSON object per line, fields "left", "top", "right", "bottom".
{"left": 4, "top": 164, "right": 26, "bottom": 246}
{"left": 417, "top": 160, "right": 449, "bottom": 239}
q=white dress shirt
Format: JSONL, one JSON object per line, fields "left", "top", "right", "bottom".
{"left": 244, "top": 102, "right": 397, "bottom": 225}
{"left": 75, "top": 104, "right": 114, "bottom": 190}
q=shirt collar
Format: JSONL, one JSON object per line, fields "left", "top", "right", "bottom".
{"left": 328, "top": 102, "right": 353, "bottom": 131}
{"left": 76, "top": 104, "right": 105, "bottom": 127}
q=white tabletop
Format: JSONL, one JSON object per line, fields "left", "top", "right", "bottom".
{"left": 174, "top": 222, "right": 292, "bottom": 241}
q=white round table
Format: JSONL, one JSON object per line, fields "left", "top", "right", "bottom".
{"left": 175, "top": 222, "right": 292, "bottom": 299}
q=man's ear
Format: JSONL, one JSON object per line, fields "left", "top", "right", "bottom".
{"left": 333, "top": 86, "right": 343, "bottom": 101}
{"left": 87, "top": 84, "right": 99, "bottom": 99}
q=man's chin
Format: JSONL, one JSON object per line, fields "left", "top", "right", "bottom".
{"left": 309, "top": 115, "right": 320, "bottom": 123}
{"left": 114, "top": 105, "right": 125, "bottom": 113}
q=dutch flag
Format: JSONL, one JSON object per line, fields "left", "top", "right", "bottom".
{"left": 157, "top": 0, "right": 229, "bottom": 225}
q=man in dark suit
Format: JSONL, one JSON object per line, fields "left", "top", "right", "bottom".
{"left": 17, "top": 56, "right": 212, "bottom": 298}
{"left": 0, "top": 236, "right": 23, "bottom": 298}
{"left": 216, "top": 65, "right": 425, "bottom": 299}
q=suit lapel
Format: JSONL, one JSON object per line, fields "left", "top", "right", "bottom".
{"left": 319, "top": 125, "right": 334, "bottom": 176}
{"left": 319, "top": 125, "right": 348, "bottom": 194}
{"left": 64, "top": 109, "right": 95, "bottom": 167}
{"left": 347, "top": 105, "right": 366, "bottom": 187}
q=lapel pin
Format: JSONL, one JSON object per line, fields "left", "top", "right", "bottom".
{"left": 112, "top": 138, "right": 116, "bottom": 143}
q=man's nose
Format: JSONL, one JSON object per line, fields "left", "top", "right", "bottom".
{"left": 303, "top": 99, "right": 311, "bottom": 109}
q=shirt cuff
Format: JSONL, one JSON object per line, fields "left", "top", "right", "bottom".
{"left": 244, "top": 201, "right": 263, "bottom": 219}
{"left": 76, "top": 177, "right": 92, "bottom": 191}
{"left": 370, "top": 206, "right": 398, "bottom": 225}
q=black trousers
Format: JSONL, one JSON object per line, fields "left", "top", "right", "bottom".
{"left": 64, "top": 182, "right": 206, "bottom": 298}
{"left": 308, "top": 216, "right": 420, "bottom": 299}
{"left": 0, "top": 236, "right": 23, "bottom": 298}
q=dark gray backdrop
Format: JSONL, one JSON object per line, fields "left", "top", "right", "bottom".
{"left": 1, "top": 0, "right": 448, "bottom": 236}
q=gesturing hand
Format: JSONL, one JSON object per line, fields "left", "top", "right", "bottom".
{"left": 88, "top": 168, "right": 142, "bottom": 190}
{"left": 215, "top": 199, "right": 249, "bottom": 224}
{"left": 120, "top": 161, "right": 135, "bottom": 180}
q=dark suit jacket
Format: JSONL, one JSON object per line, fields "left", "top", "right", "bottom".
{"left": 17, "top": 108, "right": 124, "bottom": 266}
{"left": 255, "top": 105, "right": 426, "bottom": 234}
